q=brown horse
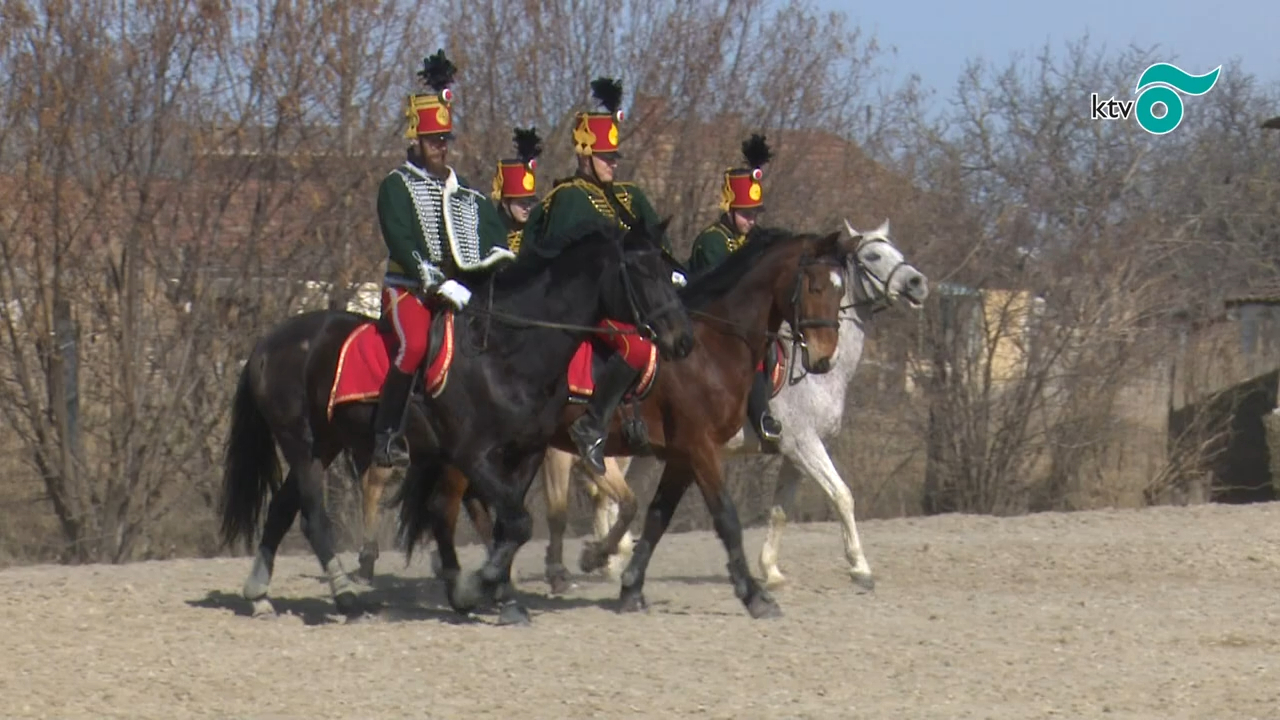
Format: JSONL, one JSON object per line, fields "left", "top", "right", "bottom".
{"left": 393, "top": 225, "right": 855, "bottom": 618}
{"left": 538, "top": 218, "right": 930, "bottom": 593}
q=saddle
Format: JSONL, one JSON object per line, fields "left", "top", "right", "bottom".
{"left": 566, "top": 341, "right": 660, "bottom": 453}
{"left": 373, "top": 307, "right": 454, "bottom": 396}
{"left": 327, "top": 306, "right": 456, "bottom": 419}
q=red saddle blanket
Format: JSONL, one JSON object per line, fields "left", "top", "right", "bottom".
{"left": 327, "top": 312, "right": 456, "bottom": 419}
{"left": 567, "top": 340, "right": 660, "bottom": 402}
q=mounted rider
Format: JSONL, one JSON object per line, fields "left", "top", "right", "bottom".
{"left": 687, "top": 134, "right": 783, "bottom": 448}
{"left": 519, "top": 76, "right": 687, "bottom": 476}
{"left": 490, "top": 127, "right": 543, "bottom": 254}
{"left": 372, "top": 49, "right": 515, "bottom": 469}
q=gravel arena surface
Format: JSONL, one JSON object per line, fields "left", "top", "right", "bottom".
{"left": 4, "top": 503, "right": 1280, "bottom": 719}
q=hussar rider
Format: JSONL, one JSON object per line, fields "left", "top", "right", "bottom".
{"left": 519, "top": 76, "right": 687, "bottom": 476}
{"left": 687, "top": 134, "right": 783, "bottom": 448}
{"left": 372, "top": 49, "right": 514, "bottom": 468}
{"left": 491, "top": 127, "right": 543, "bottom": 253}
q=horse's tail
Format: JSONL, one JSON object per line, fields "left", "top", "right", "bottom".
{"left": 389, "top": 459, "right": 439, "bottom": 563}
{"left": 218, "top": 355, "right": 282, "bottom": 554}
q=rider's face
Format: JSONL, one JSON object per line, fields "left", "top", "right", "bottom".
{"left": 505, "top": 199, "right": 532, "bottom": 224}
{"left": 731, "top": 209, "right": 758, "bottom": 235}
{"left": 418, "top": 136, "right": 449, "bottom": 174}
{"left": 590, "top": 153, "right": 618, "bottom": 183}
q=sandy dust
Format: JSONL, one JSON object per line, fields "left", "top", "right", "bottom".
{"left": 3, "top": 502, "right": 1280, "bottom": 719}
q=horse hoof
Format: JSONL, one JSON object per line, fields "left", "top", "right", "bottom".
{"left": 438, "top": 569, "right": 461, "bottom": 587}
{"left": 747, "top": 595, "right": 783, "bottom": 620}
{"left": 618, "top": 590, "right": 648, "bottom": 614}
{"left": 851, "top": 571, "right": 876, "bottom": 593}
{"left": 450, "top": 570, "right": 487, "bottom": 613}
{"left": 602, "top": 559, "right": 627, "bottom": 582}
{"left": 334, "top": 591, "right": 362, "bottom": 617}
{"left": 763, "top": 571, "right": 788, "bottom": 589}
{"left": 345, "top": 610, "right": 382, "bottom": 625}
{"left": 355, "top": 558, "right": 376, "bottom": 585}
{"left": 547, "top": 572, "right": 575, "bottom": 596}
{"left": 579, "top": 542, "right": 608, "bottom": 574}
{"left": 497, "top": 601, "right": 532, "bottom": 626}
{"left": 250, "top": 597, "right": 276, "bottom": 618}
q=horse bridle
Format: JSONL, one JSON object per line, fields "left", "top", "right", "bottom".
{"left": 783, "top": 253, "right": 848, "bottom": 386}
{"left": 615, "top": 244, "right": 684, "bottom": 341}
{"left": 842, "top": 234, "right": 909, "bottom": 315}
{"left": 782, "top": 232, "right": 912, "bottom": 384}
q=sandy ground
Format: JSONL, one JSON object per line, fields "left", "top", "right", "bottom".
{"left": 3, "top": 502, "right": 1280, "bottom": 719}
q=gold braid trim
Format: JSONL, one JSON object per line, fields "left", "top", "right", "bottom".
{"left": 541, "top": 178, "right": 636, "bottom": 229}
{"left": 710, "top": 222, "right": 744, "bottom": 253}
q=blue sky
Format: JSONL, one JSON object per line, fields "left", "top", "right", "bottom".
{"left": 819, "top": 0, "right": 1279, "bottom": 106}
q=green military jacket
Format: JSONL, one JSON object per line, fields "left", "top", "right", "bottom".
{"left": 377, "top": 161, "right": 513, "bottom": 287}
{"left": 518, "top": 174, "right": 673, "bottom": 258}
{"left": 686, "top": 217, "right": 745, "bottom": 276}
{"left": 496, "top": 203, "right": 526, "bottom": 255}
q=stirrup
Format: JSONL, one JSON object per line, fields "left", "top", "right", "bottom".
{"left": 759, "top": 415, "right": 782, "bottom": 442}
{"left": 373, "top": 432, "right": 410, "bottom": 469}
{"left": 569, "top": 416, "right": 607, "bottom": 475}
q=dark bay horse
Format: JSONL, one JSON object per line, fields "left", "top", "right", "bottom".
{"left": 395, "top": 226, "right": 856, "bottom": 619}
{"left": 216, "top": 219, "right": 694, "bottom": 622}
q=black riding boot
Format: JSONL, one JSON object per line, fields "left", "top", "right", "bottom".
{"left": 569, "top": 353, "right": 641, "bottom": 476}
{"left": 747, "top": 368, "right": 783, "bottom": 450}
{"left": 372, "top": 367, "right": 416, "bottom": 469}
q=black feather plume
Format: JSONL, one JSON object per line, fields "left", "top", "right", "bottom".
{"left": 417, "top": 49, "right": 457, "bottom": 93}
{"left": 590, "top": 77, "right": 623, "bottom": 114}
{"left": 742, "top": 133, "right": 772, "bottom": 170}
{"left": 513, "top": 127, "right": 542, "bottom": 164}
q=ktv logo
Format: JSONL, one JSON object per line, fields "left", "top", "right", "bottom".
{"left": 1090, "top": 63, "right": 1221, "bottom": 135}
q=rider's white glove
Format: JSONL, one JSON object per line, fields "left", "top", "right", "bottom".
{"left": 436, "top": 279, "right": 472, "bottom": 309}
{"left": 418, "top": 258, "right": 446, "bottom": 290}
{"left": 671, "top": 271, "right": 688, "bottom": 287}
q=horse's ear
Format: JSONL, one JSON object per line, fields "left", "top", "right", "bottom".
{"left": 815, "top": 230, "right": 844, "bottom": 257}
{"left": 657, "top": 215, "right": 673, "bottom": 238}
{"left": 841, "top": 218, "right": 864, "bottom": 254}
{"left": 874, "top": 218, "right": 890, "bottom": 238}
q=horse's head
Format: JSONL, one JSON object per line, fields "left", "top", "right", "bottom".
{"left": 780, "top": 230, "right": 854, "bottom": 374}
{"left": 603, "top": 216, "right": 695, "bottom": 361}
{"left": 841, "top": 218, "right": 929, "bottom": 310}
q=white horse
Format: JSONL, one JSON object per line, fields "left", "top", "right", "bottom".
{"left": 538, "top": 218, "right": 928, "bottom": 592}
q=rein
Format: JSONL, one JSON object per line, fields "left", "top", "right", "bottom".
{"left": 464, "top": 304, "right": 648, "bottom": 334}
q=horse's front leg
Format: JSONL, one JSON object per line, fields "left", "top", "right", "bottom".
{"left": 759, "top": 454, "right": 802, "bottom": 588}
{"left": 355, "top": 457, "right": 394, "bottom": 584}
{"left": 428, "top": 465, "right": 471, "bottom": 586}
{"left": 449, "top": 450, "right": 544, "bottom": 626}
{"left": 617, "top": 458, "right": 693, "bottom": 613}
{"left": 593, "top": 456, "right": 637, "bottom": 580}
{"left": 541, "top": 448, "right": 576, "bottom": 594}
{"left": 789, "top": 432, "right": 874, "bottom": 591}
{"left": 688, "top": 441, "right": 781, "bottom": 619}
{"left": 579, "top": 456, "right": 638, "bottom": 578}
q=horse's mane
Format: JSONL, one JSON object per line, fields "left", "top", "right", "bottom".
{"left": 463, "top": 226, "right": 619, "bottom": 295}
{"left": 678, "top": 226, "right": 808, "bottom": 311}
